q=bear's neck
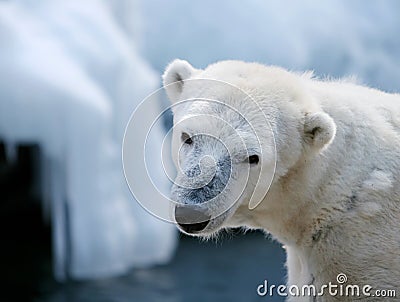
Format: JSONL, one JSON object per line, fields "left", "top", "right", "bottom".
{"left": 253, "top": 156, "right": 336, "bottom": 247}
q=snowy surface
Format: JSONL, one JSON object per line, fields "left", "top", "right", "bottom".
{"left": 0, "top": 0, "right": 176, "bottom": 280}
{"left": 140, "top": 0, "right": 400, "bottom": 93}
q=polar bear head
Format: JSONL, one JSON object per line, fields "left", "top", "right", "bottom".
{"left": 163, "top": 60, "right": 336, "bottom": 237}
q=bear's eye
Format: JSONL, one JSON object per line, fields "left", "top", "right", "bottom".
{"left": 181, "top": 132, "right": 193, "bottom": 145}
{"left": 248, "top": 155, "right": 259, "bottom": 165}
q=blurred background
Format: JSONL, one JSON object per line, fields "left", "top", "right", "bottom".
{"left": 0, "top": 0, "right": 399, "bottom": 301}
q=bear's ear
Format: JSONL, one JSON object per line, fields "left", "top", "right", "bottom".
{"left": 304, "top": 112, "right": 336, "bottom": 150}
{"left": 162, "top": 59, "right": 198, "bottom": 103}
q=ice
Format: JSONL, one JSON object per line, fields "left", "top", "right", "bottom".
{"left": 0, "top": 0, "right": 176, "bottom": 280}
{"left": 140, "top": 0, "right": 400, "bottom": 93}
{"left": 2, "top": 0, "right": 399, "bottom": 281}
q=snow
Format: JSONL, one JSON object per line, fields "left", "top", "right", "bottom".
{"left": 0, "top": 0, "right": 176, "bottom": 280}
{"left": 140, "top": 0, "right": 400, "bottom": 93}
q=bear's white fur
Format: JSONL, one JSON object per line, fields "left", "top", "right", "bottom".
{"left": 164, "top": 60, "right": 400, "bottom": 301}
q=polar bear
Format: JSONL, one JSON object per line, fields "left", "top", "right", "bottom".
{"left": 163, "top": 59, "right": 400, "bottom": 301}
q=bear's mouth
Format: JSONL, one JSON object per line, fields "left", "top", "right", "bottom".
{"left": 174, "top": 205, "right": 232, "bottom": 236}
{"left": 174, "top": 205, "right": 211, "bottom": 234}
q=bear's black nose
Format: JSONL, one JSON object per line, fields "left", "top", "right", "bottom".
{"left": 175, "top": 206, "right": 211, "bottom": 233}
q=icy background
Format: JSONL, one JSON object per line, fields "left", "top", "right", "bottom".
{"left": 0, "top": 0, "right": 177, "bottom": 281}
{"left": 140, "top": 0, "right": 400, "bottom": 93}
{"left": 0, "top": 0, "right": 399, "bottom": 291}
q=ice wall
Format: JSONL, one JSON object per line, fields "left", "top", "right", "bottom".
{"left": 140, "top": 0, "right": 400, "bottom": 93}
{"left": 0, "top": 0, "right": 176, "bottom": 280}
